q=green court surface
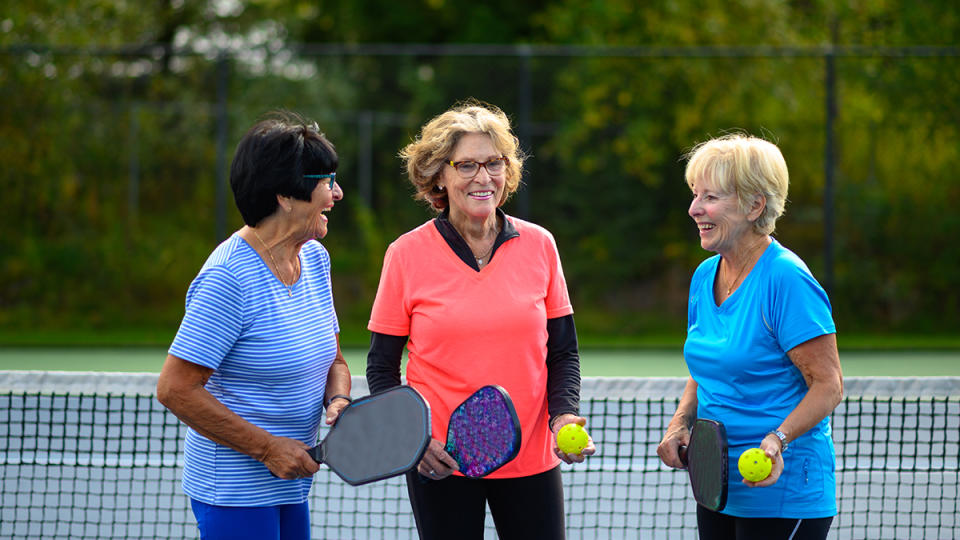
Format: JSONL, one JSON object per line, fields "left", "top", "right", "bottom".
{"left": 1, "top": 347, "right": 958, "bottom": 377}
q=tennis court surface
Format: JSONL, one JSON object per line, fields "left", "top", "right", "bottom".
{"left": 1, "top": 373, "right": 957, "bottom": 539}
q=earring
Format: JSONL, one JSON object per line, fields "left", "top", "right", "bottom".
{"left": 437, "top": 185, "right": 445, "bottom": 192}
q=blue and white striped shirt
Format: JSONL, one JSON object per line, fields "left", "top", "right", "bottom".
{"left": 169, "top": 233, "right": 339, "bottom": 506}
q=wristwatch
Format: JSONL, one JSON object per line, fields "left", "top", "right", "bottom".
{"left": 768, "top": 429, "right": 788, "bottom": 451}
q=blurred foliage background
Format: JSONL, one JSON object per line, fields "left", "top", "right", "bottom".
{"left": 1, "top": 0, "right": 958, "bottom": 346}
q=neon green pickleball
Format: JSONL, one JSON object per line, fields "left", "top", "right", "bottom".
{"left": 557, "top": 423, "right": 589, "bottom": 455}
{"left": 738, "top": 447, "right": 772, "bottom": 482}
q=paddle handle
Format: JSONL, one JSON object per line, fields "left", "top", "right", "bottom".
{"left": 308, "top": 444, "right": 325, "bottom": 464}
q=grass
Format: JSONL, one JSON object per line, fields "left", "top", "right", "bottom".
{"left": 2, "top": 324, "right": 958, "bottom": 378}
{"left": 2, "top": 326, "right": 959, "bottom": 350}
{"left": 1, "top": 346, "right": 957, "bottom": 377}
{"left": 0, "top": 328, "right": 178, "bottom": 347}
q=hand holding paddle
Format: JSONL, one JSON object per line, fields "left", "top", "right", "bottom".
{"left": 419, "top": 385, "right": 523, "bottom": 480}
{"left": 416, "top": 439, "right": 460, "bottom": 480}
{"left": 675, "top": 418, "right": 729, "bottom": 512}
{"left": 308, "top": 385, "right": 431, "bottom": 486}
{"left": 323, "top": 395, "right": 351, "bottom": 426}
{"left": 261, "top": 435, "right": 321, "bottom": 480}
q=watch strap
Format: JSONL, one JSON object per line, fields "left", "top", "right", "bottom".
{"left": 768, "top": 429, "right": 788, "bottom": 451}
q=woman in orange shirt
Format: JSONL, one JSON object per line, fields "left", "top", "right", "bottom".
{"left": 367, "top": 100, "right": 595, "bottom": 539}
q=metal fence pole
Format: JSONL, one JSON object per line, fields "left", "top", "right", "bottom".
{"left": 824, "top": 40, "right": 837, "bottom": 295}
{"left": 358, "top": 111, "right": 373, "bottom": 208}
{"left": 516, "top": 46, "right": 532, "bottom": 220}
{"left": 214, "top": 53, "right": 230, "bottom": 242}
{"left": 128, "top": 103, "right": 140, "bottom": 228}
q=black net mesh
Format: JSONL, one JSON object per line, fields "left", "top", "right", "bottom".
{"left": 1, "top": 375, "right": 957, "bottom": 539}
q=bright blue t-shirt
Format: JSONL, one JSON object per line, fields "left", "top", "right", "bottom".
{"left": 684, "top": 239, "right": 837, "bottom": 518}
{"left": 169, "top": 233, "right": 339, "bottom": 506}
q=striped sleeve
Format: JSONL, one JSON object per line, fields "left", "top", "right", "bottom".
{"left": 169, "top": 265, "right": 244, "bottom": 370}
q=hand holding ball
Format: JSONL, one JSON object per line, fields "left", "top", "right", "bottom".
{"left": 557, "top": 423, "right": 590, "bottom": 455}
{"left": 738, "top": 447, "right": 772, "bottom": 482}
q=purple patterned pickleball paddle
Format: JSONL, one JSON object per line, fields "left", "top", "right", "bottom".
{"left": 444, "top": 385, "right": 521, "bottom": 478}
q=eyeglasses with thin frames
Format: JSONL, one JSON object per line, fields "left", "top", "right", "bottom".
{"left": 304, "top": 173, "right": 336, "bottom": 189}
{"left": 446, "top": 157, "right": 507, "bottom": 179}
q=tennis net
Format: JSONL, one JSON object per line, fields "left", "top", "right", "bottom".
{"left": 1, "top": 372, "right": 957, "bottom": 539}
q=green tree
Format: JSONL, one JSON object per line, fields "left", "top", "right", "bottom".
{"left": 2, "top": 0, "right": 957, "bottom": 342}
{"left": 531, "top": 0, "right": 960, "bottom": 334}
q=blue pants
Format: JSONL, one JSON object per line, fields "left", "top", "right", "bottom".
{"left": 190, "top": 499, "right": 310, "bottom": 540}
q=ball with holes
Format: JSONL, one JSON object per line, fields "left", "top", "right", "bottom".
{"left": 738, "top": 447, "right": 772, "bottom": 482}
{"left": 556, "top": 423, "right": 590, "bottom": 455}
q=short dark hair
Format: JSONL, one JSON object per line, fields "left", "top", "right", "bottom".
{"left": 230, "top": 111, "right": 338, "bottom": 226}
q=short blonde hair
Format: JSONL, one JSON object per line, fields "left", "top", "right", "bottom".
{"left": 400, "top": 100, "right": 525, "bottom": 211}
{"left": 684, "top": 133, "right": 789, "bottom": 235}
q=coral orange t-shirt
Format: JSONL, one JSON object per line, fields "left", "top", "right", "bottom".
{"left": 368, "top": 215, "right": 574, "bottom": 478}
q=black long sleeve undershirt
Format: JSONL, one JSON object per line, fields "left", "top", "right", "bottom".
{"left": 544, "top": 314, "right": 581, "bottom": 423}
{"left": 366, "top": 332, "right": 406, "bottom": 393}
{"left": 365, "top": 313, "right": 581, "bottom": 424}
{"left": 366, "top": 210, "right": 581, "bottom": 424}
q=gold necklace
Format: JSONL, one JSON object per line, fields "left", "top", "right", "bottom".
{"left": 252, "top": 228, "right": 298, "bottom": 297}
{"left": 724, "top": 242, "right": 764, "bottom": 296}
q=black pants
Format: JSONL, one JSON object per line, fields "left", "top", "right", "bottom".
{"left": 405, "top": 466, "right": 565, "bottom": 540}
{"left": 697, "top": 505, "right": 834, "bottom": 540}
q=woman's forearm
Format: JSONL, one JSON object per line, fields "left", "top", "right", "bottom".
{"left": 777, "top": 333, "right": 843, "bottom": 444}
{"left": 670, "top": 377, "right": 699, "bottom": 430}
{"left": 324, "top": 334, "right": 352, "bottom": 402}
{"left": 157, "top": 354, "right": 275, "bottom": 461}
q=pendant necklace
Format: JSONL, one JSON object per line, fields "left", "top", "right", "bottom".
{"left": 473, "top": 244, "right": 494, "bottom": 266}
{"left": 469, "top": 226, "right": 498, "bottom": 267}
{"left": 725, "top": 259, "right": 750, "bottom": 296}
{"left": 724, "top": 242, "right": 764, "bottom": 296}
{"left": 252, "top": 228, "right": 298, "bottom": 297}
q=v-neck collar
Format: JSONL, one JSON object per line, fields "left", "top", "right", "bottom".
{"left": 433, "top": 208, "right": 519, "bottom": 272}
{"left": 711, "top": 239, "right": 774, "bottom": 310}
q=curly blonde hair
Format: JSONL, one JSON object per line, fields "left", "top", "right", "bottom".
{"left": 684, "top": 133, "right": 789, "bottom": 235}
{"left": 400, "top": 100, "right": 525, "bottom": 211}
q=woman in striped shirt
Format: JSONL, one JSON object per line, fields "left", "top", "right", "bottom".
{"left": 157, "top": 111, "right": 352, "bottom": 540}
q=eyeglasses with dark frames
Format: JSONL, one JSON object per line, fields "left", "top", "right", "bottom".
{"left": 446, "top": 157, "right": 507, "bottom": 179}
{"left": 304, "top": 173, "right": 336, "bottom": 189}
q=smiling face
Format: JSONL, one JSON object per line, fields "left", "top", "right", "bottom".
{"left": 688, "top": 177, "right": 754, "bottom": 255}
{"left": 438, "top": 132, "right": 506, "bottom": 225}
{"left": 287, "top": 177, "right": 342, "bottom": 240}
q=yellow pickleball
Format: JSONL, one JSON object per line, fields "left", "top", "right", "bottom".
{"left": 738, "top": 447, "right": 772, "bottom": 482}
{"left": 557, "top": 423, "right": 589, "bottom": 455}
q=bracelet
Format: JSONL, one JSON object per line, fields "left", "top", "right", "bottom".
{"left": 767, "top": 429, "right": 788, "bottom": 452}
{"left": 324, "top": 394, "right": 352, "bottom": 408}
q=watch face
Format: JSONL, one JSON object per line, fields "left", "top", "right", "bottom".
{"left": 774, "top": 430, "right": 787, "bottom": 449}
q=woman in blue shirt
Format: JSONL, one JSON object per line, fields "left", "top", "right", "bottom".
{"left": 657, "top": 134, "right": 843, "bottom": 540}
{"left": 156, "top": 112, "right": 352, "bottom": 540}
